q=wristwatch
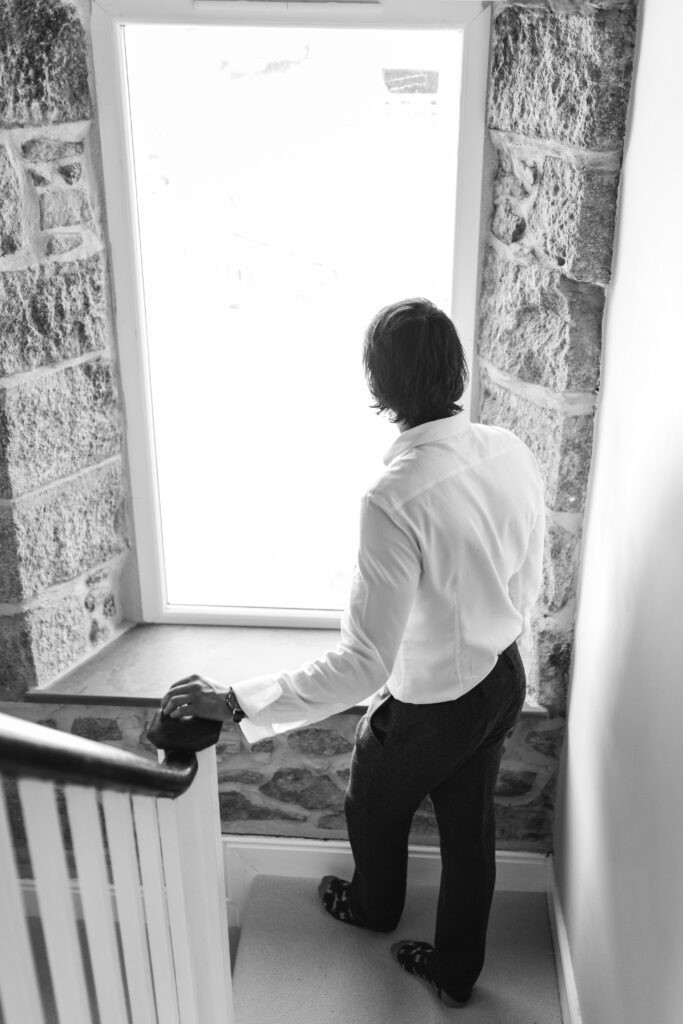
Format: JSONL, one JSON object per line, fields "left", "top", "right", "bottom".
{"left": 225, "top": 687, "right": 246, "bottom": 724}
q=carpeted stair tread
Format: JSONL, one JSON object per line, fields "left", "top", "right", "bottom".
{"left": 232, "top": 875, "right": 562, "bottom": 1024}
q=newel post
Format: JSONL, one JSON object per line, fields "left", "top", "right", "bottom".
{"left": 149, "top": 714, "right": 234, "bottom": 1024}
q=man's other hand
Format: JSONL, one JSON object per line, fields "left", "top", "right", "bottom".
{"left": 160, "top": 674, "right": 230, "bottom": 722}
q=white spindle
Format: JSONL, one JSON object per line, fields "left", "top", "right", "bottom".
{"left": 0, "top": 780, "right": 44, "bottom": 1024}
{"left": 198, "top": 746, "right": 234, "bottom": 1016}
{"left": 102, "top": 790, "right": 157, "bottom": 1023}
{"left": 172, "top": 747, "right": 234, "bottom": 1024}
{"left": 65, "top": 784, "right": 130, "bottom": 1024}
{"left": 18, "top": 778, "right": 92, "bottom": 1024}
{"left": 132, "top": 795, "right": 179, "bottom": 1024}
{"left": 156, "top": 797, "right": 200, "bottom": 1024}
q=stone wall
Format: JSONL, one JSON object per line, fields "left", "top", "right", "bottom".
{"left": 476, "top": 0, "right": 638, "bottom": 826}
{"left": 1, "top": 700, "right": 564, "bottom": 865}
{"left": 0, "top": 0, "right": 638, "bottom": 855}
{"left": 0, "top": 0, "right": 133, "bottom": 699}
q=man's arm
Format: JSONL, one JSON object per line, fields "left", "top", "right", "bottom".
{"left": 160, "top": 495, "right": 421, "bottom": 744}
{"left": 232, "top": 495, "right": 421, "bottom": 742}
{"left": 508, "top": 503, "right": 545, "bottom": 678}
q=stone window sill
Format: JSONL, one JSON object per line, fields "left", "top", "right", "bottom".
{"left": 26, "top": 623, "right": 548, "bottom": 717}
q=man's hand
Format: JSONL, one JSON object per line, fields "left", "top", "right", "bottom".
{"left": 160, "top": 674, "right": 231, "bottom": 722}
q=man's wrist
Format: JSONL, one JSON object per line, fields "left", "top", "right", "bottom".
{"left": 225, "top": 687, "right": 246, "bottom": 724}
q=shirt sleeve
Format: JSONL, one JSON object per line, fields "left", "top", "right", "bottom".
{"left": 508, "top": 501, "right": 546, "bottom": 679}
{"left": 232, "top": 495, "right": 421, "bottom": 745}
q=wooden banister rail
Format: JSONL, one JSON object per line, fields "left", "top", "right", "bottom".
{"left": 0, "top": 709, "right": 233, "bottom": 1024}
{"left": 0, "top": 711, "right": 197, "bottom": 797}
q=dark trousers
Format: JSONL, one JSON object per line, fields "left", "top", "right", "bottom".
{"left": 344, "top": 643, "right": 526, "bottom": 998}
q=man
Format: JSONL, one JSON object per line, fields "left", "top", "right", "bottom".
{"left": 161, "top": 298, "right": 545, "bottom": 1008}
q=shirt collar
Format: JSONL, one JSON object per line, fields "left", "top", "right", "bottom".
{"left": 383, "top": 414, "right": 471, "bottom": 466}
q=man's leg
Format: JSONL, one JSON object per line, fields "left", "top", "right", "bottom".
{"left": 426, "top": 734, "right": 505, "bottom": 998}
{"left": 342, "top": 693, "right": 424, "bottom": 931}
{"left": 393, "top": 644, "right": 526, "bottom": 1001}
{"left": 336, "top": 672, "right": 498, "bottom": 932}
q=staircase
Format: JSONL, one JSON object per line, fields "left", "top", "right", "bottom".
{"left": 1, "top": 712, "right": 563, "bottom": 1023}
{"left": 233, "top": 875, "right": 563, "bottom": 1024}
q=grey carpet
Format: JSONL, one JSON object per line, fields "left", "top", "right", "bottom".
{"left": 232, "top": 876, "right": 562, "bottom": 1024}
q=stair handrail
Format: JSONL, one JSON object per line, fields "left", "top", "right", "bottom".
{"left": 0, "top": 709, "right": 199, "bottom": 797}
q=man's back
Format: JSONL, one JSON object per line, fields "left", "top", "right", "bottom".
{"left": 368, "top": 415, "right": 545, "bottom": 700}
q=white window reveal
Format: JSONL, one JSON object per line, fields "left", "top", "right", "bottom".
{"left": 92, "top": 2, "right": 491, "bottom": 626}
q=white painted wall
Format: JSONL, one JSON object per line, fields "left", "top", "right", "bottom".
{"left": 553, "top": 2, "right": 683, "bottom": 1023}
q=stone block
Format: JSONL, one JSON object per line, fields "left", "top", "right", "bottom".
{"left": 488, "top": 4, "right": 636, "bottom": 150}
{"left": 219, "top": 791, "right": 306, "bottom": 823}
{"left": 0, "top": 0, "right": 91, "bottom": 127}
{"left": 495, "top": 770, "right": 558, "bottom": 849}
{"left": 0, "top": 613, "right": 35, "bottom": 699}
{"left": 528, "top": 158, "right": 619, "bottom": 285}
{"left": 0, "top": 252, "right": 107, "bottom": 376}
{"left": 317, "top": 812, "right": 347, "bottom": 831}
{"left": 478, "top": 246, "right": 603, "bottom": 392}
{"left": 39, "top": 189, "right": 91, "bottom": 230}
{"left": 493, "top": 145, "right": 537, "bottom": 201}
{"left": 0, "top": 564, "right": 126, "bottom": 697}
{"left": 29, "top": 169, "right": 50, "bottom": 187}
{"left": 71, "top": 716, "right": 122, "bottom": 741}
{"left": 525, "top": 724, "right": 566, "bottom": 762}
{"left": 542, "top": 518, "right": 581, "bottom": 612}
{"left": 0, "top": 357, "right": 122, "bottom": 498}
{"left": 251, "top": 738, "right": 275, "bottom": 754}
{"left": 6, "top": 595, "right": 86, "bottom": 697}
{"left": 287, "top": 727, "right": 353, "bottom": 757}
{"left": 491, "top": 198, "right": 526, "bottom": 245}
{"left": 0, "top": 511, "right": 21, "bottom": 601}
{"left": 528, "top": 619, "right": 574, "bottom": 716}
{"left": 0, "top": 460, "right": 129, "bottom": 602}
{"left": 217, "top": 769, "right": 268, "bottom": 785}
{"left": 478, "top": 367, "right": 595, "bottom": 512}
{"left": 45, "top": 232, "right": 82, "bottom": 256}
{"left": 495, "top": 768, "right": 537, "bottom": 798}
{"left": 260, "top": 768, "right": 344, "bottom": 811}
{"left": 57, "top": 162, "right": 81, "bottom": 185}
{"left": 0, "top": 145, "right": 22, "bottom": 255}
{"left": 82, "top": 564, "right": 124, "bottom": 650}
{"left": 495, "top": 802, "right": 553, "bottom": 848}
{"left": 21, "top": 138, "right": 84, "bottom": 163}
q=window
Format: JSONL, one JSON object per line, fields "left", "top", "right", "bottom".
{"left": 92, "top": 0, "right": 491, "bottom": 626}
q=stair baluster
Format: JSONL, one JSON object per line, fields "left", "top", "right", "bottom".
{"left": 0, "top": 709, "right": 234, "bottom": 1024}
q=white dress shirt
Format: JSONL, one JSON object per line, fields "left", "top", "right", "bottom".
{"left": 233, "top": 414, "right": 545, "bottom": 745}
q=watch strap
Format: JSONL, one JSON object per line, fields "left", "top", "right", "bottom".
{"left": 225, "top": 687, "right": 246, "bottom": 724}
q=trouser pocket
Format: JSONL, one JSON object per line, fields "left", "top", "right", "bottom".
{"left": 367, "top": 688, "right": 394, "bottom": 746}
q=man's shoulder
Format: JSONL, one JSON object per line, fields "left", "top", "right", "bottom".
{"left": 472, "top": 422, "right": 542, "bottom": 471}
{"left": 365, "top": 421, "right": 542, "bottom": 515}
{"left": 364, "top": 449, "right": 421, "bottom": 515}
{"left": 471, "top": 420, "right": 528, "bottom": 450}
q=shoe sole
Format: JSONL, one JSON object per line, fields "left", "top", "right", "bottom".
{"left": 390, "top": 941, "right": 470, "bottom": 1009}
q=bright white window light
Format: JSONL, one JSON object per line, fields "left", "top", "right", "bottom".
{"left": 124, "top": 25, "right": 462, "bottom": 613}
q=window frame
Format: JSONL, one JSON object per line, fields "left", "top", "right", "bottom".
{"left": 91, "top": 0, "right": 491, "bottom": 628}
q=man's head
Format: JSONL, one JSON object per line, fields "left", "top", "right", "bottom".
{"left": 363, "top": 298, "right": 468, "bottom": 430}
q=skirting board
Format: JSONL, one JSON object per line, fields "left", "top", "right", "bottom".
{"left": 222, "top": 835, "right": 551, "bottom": 927}
{"left": 547, "top": 868, "right": 583, "bottom": 1024}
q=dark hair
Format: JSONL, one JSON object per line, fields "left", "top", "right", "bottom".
{"left": 363, "top": 298, "right": 469, "bottom": 429}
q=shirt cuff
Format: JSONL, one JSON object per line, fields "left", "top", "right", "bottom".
{"left": 231, "top": 674, "right": 283, "bottom": 722}
{"left": 239, "top": 716, "right": 277, "bottom": 745}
